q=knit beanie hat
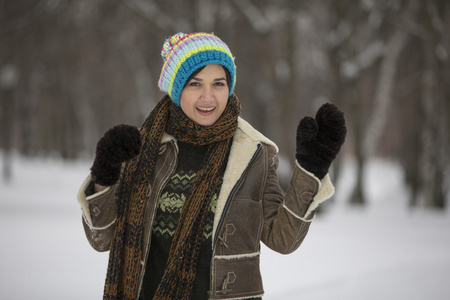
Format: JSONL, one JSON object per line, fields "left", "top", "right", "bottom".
{"left": 158, "top": 32, "right": 236, "bottom": 107}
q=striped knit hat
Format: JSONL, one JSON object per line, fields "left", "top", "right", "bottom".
{"left": 158, "top": 32, "right": 236, "bottom": 107}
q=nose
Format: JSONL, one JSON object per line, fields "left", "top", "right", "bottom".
{"left": 202, "top": 86, "right": 214, "bottom": 101}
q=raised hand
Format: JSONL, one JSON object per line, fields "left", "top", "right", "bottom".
{"left": 295, "top": 103, "right": 346, "bottom": 179}
{"left": 90, "top": 124, "right": 142, "bottom": 186}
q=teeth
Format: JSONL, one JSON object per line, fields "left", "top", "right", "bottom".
{"left": 197, "top": 107, "right": 214, "bottom": 112}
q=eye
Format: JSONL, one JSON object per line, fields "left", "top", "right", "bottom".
{"left": 214, "top": 81, "right": 227, "bottom": 87}
{"left": 188, "top": 81, "right": 201, "bottom": 87}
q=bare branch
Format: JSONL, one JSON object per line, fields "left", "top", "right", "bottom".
{"left": 231, "top": 0, "right": 271, "bottom": 34}
{"left": 341, "top": 40, "right": 385, "bottom": 80}
{"left": 123, "top": 0, "right": 172, "bottom": 32}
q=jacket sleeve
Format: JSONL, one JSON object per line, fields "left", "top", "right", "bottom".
{"left": 261, "top": 146, "right": 334, "bottom": 254}
{"left": 77, "top": 174, "right": 117, "bottom": 252}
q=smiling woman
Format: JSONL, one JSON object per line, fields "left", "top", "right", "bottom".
{"left": 76, "top": 32, "right": 347, "bottom": 300}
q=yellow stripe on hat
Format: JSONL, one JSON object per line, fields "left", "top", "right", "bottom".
{"left": 167, "top": 45, "right": 234, "bottom": 95}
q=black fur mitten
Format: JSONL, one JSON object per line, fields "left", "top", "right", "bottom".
{"left": 296, "top": 103, "right": 346, "bottom": 179}
{"left": 90, "top": 124, "right": 142, "bottom": 186}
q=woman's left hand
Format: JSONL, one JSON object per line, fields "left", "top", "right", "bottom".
{"left": 295, "top": 103, "right": 347, "bottom": 179}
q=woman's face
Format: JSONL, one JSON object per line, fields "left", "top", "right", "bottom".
{"left": 180, "top": 64, "right": 229, "bottom": 126}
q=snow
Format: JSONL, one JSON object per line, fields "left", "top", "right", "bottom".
{"left": 1, "top": 156, "right": 449, "bottom": 300}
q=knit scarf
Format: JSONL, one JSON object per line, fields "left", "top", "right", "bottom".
{"left": 103, "top": 94, "right": 241, "bottom": 300}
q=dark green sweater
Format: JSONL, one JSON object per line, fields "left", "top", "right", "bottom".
{"left": 140, "top": 142, "right": 217, "bottom": 300}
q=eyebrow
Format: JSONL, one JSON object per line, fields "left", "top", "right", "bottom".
{"left": 191, "top": 77, "right": 227, "bottom": 82}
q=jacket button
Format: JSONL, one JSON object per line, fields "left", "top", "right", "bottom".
{"left": 91, "top": 206, "right": 101, "bottom": 217}
{"left": 218, "top": 272, "right": 237, "bottom": 295}
{"left": 227, "top": 272, "right": 237, "bottom": 284}
{"left": 226, "top": 224, "right": 236, "bottom": 236}
{"left": 300, "top": 191, "right": 313, "bottom": 203}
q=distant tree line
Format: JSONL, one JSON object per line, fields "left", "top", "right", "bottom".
{"left": 1, "top": 0, "right": 449, "bottom": 208}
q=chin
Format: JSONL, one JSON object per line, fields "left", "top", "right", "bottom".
{"left": 198, "top": 121, "right": 215, "bottom": 126}
{"left": 197, "top": 118, "right": 218, "bottom": 127}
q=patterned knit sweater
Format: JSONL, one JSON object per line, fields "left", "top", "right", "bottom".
{"left": 140, "top": 142, "right": 219, "bottom": 300}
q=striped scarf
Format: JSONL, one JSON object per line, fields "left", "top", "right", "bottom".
{"left": 103, "top": 94, "right": 241, "bottom": 300}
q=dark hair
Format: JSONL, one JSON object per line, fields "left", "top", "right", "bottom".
{"left": 184, "top": 65, "right": 231, "bottom": 90}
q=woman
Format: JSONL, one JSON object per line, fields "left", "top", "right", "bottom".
{"left": 77, "top": 32, "right": 346, "bottom": 300}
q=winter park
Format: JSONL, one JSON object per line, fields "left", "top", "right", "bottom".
{"left": 1, "top": 1, "right": 450, "bottom": 300}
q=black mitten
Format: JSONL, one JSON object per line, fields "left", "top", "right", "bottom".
{"left": 296, "top": 103, "right": 346, "bottom": 179}
{"left": 90, "top": 124, "right": 142, "bottom": 186}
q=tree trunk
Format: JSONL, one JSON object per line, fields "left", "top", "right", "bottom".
{"left": 419, "top": 9, "right": 447, "bottom": 209}
{"left": 1, "top": 89, "right": 14, "bottom": 182}
{"left": 361, "top": 0, "right": 418, "bottom": 157}
{"left": 0, "top": 64, "right": 18, "bottom": 182}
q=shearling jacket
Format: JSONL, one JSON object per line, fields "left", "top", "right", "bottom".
{"left": 77, "top": 117, "right": 335, "bottom": 300}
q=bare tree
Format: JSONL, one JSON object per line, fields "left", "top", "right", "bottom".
{"left": 0, "top": 64, "right": 18, "bottom": 181}
{"left": 416, "top": 0, "right": 448, "bottom": 208}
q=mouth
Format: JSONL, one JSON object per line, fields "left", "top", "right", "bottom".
{"left": 196, "top": 106, "right": 216, "bottom": 115}
{"left": 196, "top": 106, "right": 215, "bottom": 112}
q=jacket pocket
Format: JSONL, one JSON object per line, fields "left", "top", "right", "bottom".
{"left": 217, "top": 198, "right": 263, "bottom": 256}
{"left": 210, "top": 254, "right": 264, "bottom": 299}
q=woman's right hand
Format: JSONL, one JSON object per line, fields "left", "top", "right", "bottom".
{"left": 90, "top": 124, "right": 142, "bottom": 186}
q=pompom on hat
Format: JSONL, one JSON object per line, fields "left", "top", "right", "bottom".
{"left": 158, "top": 32, "right": 236, "bottom": 106}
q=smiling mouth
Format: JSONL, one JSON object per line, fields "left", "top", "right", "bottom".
{"left": 196, "top": 107, "right": 215, "bottom": 112}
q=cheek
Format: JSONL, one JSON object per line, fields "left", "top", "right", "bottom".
{"left": 179, "top": 92, "right": 194, "bottom": 113}
{"left": 218, "top": 94, "right": 229, "bottom": 111}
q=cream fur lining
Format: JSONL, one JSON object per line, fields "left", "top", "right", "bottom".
{"left": 81, "top": 213, "right": 117, "bottom": 230}
{"left": 282, "top": 204, "right": 315, "bottom": 223}
{"left": 222, "top": 295, "right": 264, "bottom": 300}
{"left": 161, "top": 132, "right": 177, "bottom": 151}
{"left": 214, "top": 251, "right": 260, "bottom": 260}
{"left": 295, "top": 160, "right": 335, "bottom": 219}
{"left": 76, "top": 174, "right": 112, "bottom": 227}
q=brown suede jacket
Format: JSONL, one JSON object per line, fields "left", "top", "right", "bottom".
{"left": 77, "top": 117, "right": 334, "bottom": 300}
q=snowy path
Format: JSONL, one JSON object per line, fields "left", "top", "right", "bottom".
{"left": 1, "top": 157, "right": 449, "bottom": 299}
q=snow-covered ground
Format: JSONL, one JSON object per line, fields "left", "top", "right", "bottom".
{"left": 1, "top": 155, "right": 449, "bottom": 300}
